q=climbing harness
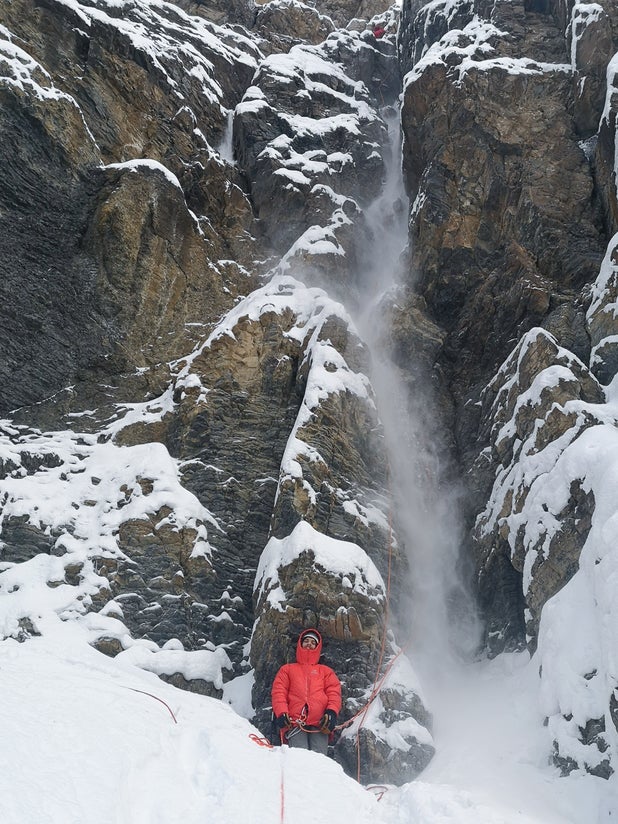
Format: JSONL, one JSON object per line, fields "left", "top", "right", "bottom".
{"left": 279, "top": 705, "right": 324, "bottom": 743}
{"left": 287, "top": 704, "right": 308, "bottom": 734}
{"left": 280, "top": 703, "right": 337, "bottom": 744}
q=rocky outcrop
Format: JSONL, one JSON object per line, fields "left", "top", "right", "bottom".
{"left": 233, "top": 22, "right": 400, "bottom": 290}
{"left": 588, "top": 234, "right": 618, "bottom": 383}
{"left": 471, "top": 328, "right": 604, "bottom": 652}
{"left": 397, "top": 0, "right": 609, "bottom": 574}
{"left": 254, "top": 0, "right": 336, "bottom": 54}
{"left": 86, "top": 161, "right": 239, "bottom": 369}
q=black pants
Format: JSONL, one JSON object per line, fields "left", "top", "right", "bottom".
{"left": 285, "top": 728, "right": 329, "bottom": 754}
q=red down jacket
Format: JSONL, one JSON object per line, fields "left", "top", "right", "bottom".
{"left": 271, "top": 629, "right": 341, "bottom": 727}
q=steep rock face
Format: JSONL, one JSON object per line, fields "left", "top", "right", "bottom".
{"left": 397, "top": 0, "right": 607, "bottom": 610}
{"left": 0, "top": 32, "right": 102, "bottom": 411}
{"left": 559, "top": 0, "right": 614, "bottom": 133}
{"left": 0, "top": 0, "right": 262, "bottom": 411}
{"left": 171, "top": 0, "right": 257, "bottom": 27}
{"left": 400, "top": 4, "right": 603, "bottom": 404}
{"left": 397, "top": 0, "right": 618, "bottom": 778}
{"left": 88, "top": 274, "right": 400, "bottom": 672}
{"left": 86, "top": 162, "right": 240, "bottom": 369}
{"left": 169, "top": 277, "right": 400, "bottom": 658}
{"left": 2, "top": 0, "right": 261, "bottom": 154}
{"left": 256, "top": 0, "right": 393, "bottom": 29}
{"left": 596, "top": 54, "right": 618, "bottom": 236}
{"left": 254, "top": 0, "right": 336, "bottom": 54}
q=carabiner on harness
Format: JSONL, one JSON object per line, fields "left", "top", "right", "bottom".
{"left": 284, "top": 704, "right": 308, "bottom": 741}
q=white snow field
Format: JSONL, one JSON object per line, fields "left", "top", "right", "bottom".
{"left": 1, "top": 619, "right": 617, "bottom": 824}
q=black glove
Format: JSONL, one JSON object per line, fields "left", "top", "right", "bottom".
{"left": 275, "top": 713, "right": 291, "bottom": 730}
{"left": 320, "top": 709, "right": 337, "bottom": 733}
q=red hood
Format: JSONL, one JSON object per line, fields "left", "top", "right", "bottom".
{"left": 296, "top": 629, "right": 322, "bottom": 665}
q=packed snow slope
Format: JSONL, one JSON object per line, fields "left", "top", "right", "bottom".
{"left": 1, "top": 622, "right": 617, "bottom": 823}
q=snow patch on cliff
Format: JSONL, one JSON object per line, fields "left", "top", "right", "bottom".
{"left": 403, "top": 16, "right": 571, "bottom": 89}
{"left": 254, "top": 519, "right": 385, "bottom": 610}
{"left": 0, "top": 425, "right": 222, "bottom": 686}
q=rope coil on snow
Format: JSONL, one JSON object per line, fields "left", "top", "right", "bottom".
{"left": 249, "top": 733, "right": 273, "bottom": 748}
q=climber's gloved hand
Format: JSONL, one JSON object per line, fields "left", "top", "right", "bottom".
{"left": 320, "top": 709, "right": 337, "bottom": 733}
{"left": 275, "top": 713, "right": 291, "bottom": 730}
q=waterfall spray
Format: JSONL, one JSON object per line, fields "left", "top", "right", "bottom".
{"left": 354, "top": 105, "right": 481, "bottom": 683}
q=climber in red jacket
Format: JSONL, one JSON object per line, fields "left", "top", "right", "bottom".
{"left": 272, "top": 628, "right": 342, "bottom": 754}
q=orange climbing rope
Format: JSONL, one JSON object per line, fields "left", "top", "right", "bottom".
{"left": 124, "top": 686, "right": 178, "bottom": 723}
{"left": 331, "top": 474, "right": 401, "bottom": 783}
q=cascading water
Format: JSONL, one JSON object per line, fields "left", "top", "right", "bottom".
{"left": 353, "top": 105, "right": 481, "bottom": 684}
{"left": 217, "top": 109, "right": 235, "bottom": 164}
